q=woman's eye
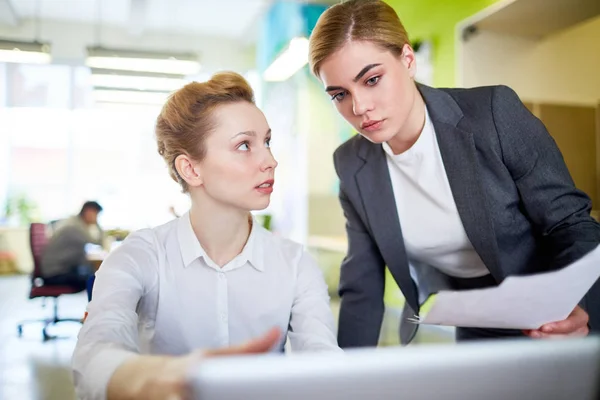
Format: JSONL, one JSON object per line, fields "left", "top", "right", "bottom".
{"left": 366, "top": 76, "right": 380, "bottom": 86}
{"left": 331, "top": 92, "right": 346, "bottom": 102}
{"left": 238, "top": 142, "right": 249, "bottom": 151}
{"left": 265, "top": 138, "right": 271, "bottom": 148}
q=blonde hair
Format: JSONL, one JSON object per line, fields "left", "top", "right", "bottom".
{"left": 155, "top": 71, "right": 255, "bottom": 192}
{"left": 308, "top": 0, "right": 410, "bottom": 78}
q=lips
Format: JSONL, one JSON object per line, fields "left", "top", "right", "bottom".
{"left": 360, "top": 119, "right": 384, "bottom": 132}
{"left": 361, "top": 120, "right": 381, "bottom": 129}
{"left": 255, "top": 179, "right": 274, "bottom": 194}
{"left": 256, "top": 179, "right": 274, "bottom": 189}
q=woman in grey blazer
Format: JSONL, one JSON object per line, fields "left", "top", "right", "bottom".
{"left": 308, "top": 0, "right": 599, "bottom": 346}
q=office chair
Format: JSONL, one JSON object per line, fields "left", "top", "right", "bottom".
{"left": 16, "top": 222, "right": 83, "bottom": 341}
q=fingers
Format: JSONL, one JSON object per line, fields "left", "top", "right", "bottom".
{"left": 525, "top": 309, "right": 590, "bottom": 340}
{"left": 525, "top": 325, "right": 589, "bottom": 339}
{"left": 539, "top": 306, "right": 589, "bottom": 335}
{"left": 239, "top": 327, "right": 282, "bottom": 353}
{"left": 205, "top": 327, "right": 281, "bottom": 357}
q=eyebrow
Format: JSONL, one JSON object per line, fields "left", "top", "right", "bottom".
{"left": 325, "top": 63, "right": 382, "bottom": 92}
{"left": 231, "top": 129, "right": 271, "bottom": 139}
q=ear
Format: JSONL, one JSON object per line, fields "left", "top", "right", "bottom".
{"left": 399, "top": 43, "right": 417, "bottom": 79}
{"left": 175, "top": 154, "right": 203, "bottom": 188}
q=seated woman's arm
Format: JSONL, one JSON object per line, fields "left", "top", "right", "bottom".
{"left": 72, "top": 232, "right": 160, "bottom": 400}
{"left": 287, "top": 251, "right": 342, "bottom": 352}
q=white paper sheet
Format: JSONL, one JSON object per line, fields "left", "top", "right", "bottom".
{"left": 413, "top": 245, "right": 600, "bottom": 329}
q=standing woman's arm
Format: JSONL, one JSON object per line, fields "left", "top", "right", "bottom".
{"left": 491, "top": 85, "right": 600, "bottom": 335}
{"left": 334, "top": 153, "right": 387, "bottom": 348}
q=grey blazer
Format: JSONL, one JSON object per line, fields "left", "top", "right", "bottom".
{"left": 333, "top": 84, "right": 600, "bottom": 348}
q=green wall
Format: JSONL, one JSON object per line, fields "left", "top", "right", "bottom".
{"left": 387, "top": 0, "right": 499, "bottom": 87}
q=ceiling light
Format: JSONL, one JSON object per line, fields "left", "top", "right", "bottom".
{"left": 90, "top": 69, "right": 186, "bottom": 92}
{"left": 86, "top": 46, "right": 200, "bottom": 75}
{"left": 263, "top": 37, "right": 309, "bottom": 82}
{"left": 93, "top": 88, "right": 169, "bottom": 105}
{"left": 0, "top": 39, "right": 51, "bottom": 64}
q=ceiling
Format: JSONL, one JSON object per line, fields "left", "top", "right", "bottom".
{"left": 473, "top": 0, "right": 600, "bottom": 38}
{"left": 0, "top": 0, "right": 337, "bottom": 42}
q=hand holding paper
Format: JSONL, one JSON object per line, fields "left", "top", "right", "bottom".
{"left": 525, "top": 305, "right": 589, "bottom": 338}
{"left": 413, "top": 246, "right": 600, "bottom": 330}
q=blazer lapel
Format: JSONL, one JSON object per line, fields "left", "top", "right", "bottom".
{"left": 419, "top": 84, "right": 502, "bottom": 280}
{"left": 355, "top": 144, "right": 420, "bottom": 313}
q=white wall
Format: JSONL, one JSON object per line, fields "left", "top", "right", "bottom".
{"left": 300, "top": 72, "right": 347, "bottom": 238}
{"left": 260, "top": 78, "right": 308, "bottom": 244}
{"left": 461, "top": 15, "right": 600, "bottom": 105}
{"left": 0, "top": 18, "right": 255, "bottom": 73}
{"left": 0, "top": 62, "right": 8, "bottom": 219}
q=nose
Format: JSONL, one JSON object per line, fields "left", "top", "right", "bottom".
{"left": 261, "top": 148, "right": 278, "bottom": 172}
{"left": 352, "top": 92, "right": 373, "bottom": 116}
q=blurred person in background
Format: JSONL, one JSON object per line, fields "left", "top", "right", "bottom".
{"left": 308, "top": 0, "right": 599, "bottom": 346}
{"left": 72, "top": 72, "right": 340, "bottom": 400}
{"left": 41, "top": 200, "right": 103, "bottom": 292}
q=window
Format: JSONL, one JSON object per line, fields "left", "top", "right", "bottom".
{"left": 0, "top": 63, "right": 189, "bottom": 229}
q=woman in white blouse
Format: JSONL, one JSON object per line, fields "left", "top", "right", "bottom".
{"left": 72, "top": 72, "right": 341, "bottom": 400}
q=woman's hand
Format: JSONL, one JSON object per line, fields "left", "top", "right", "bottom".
{"left": 109, "top": 327, "right": 281, "bottom": 400}
{"left": 134, "top": 350, "right": 203, "bottom": 400}
{"left": 523, "top": 306, "right": 589, "bottom": 339}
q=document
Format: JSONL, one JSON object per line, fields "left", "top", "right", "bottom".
{"left": 412, "top": 245, "right": 600, "bottom": 329}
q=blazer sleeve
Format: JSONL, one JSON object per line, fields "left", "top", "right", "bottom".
{"left": 492, "top": 85, "right": 600, "bottom": 329}
{"left": 334, "top": 151, "right": 387, "bottom": 348}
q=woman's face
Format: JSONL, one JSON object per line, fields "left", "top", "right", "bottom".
{"left": 194, "top": 101, "right": 277, "bottom": 211}
{"left": 318, "top": 40, "right": 419, "bottom": 144}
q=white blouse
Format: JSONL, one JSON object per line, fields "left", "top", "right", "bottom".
{"left": 382, "top": 109, "right": 488, "bottom": 279}
{"left": 72, "top": 212, "right": 340, "bottom": 400}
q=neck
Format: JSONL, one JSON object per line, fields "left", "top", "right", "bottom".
{"left": 189, "top": 192, "right": 252, "bottom": 268}
{"left": 386, "top": 86, "right": 427, "bottom": 155}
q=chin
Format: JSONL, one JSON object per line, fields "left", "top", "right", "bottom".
{"left": 359, "top": 129, "right": 396, "bottom": 144}
{"left": 247, "top": 198, "right": 271, "bottom": 211}
{"left": 252, "top": 203, "right": 270, "bottom": 211}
